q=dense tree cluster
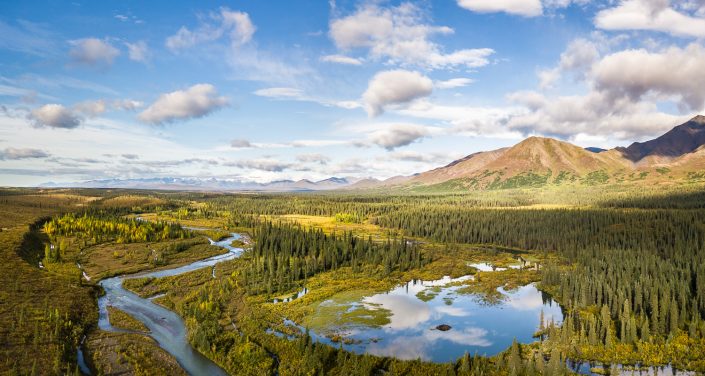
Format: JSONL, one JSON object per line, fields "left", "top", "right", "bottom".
{"left": 373, "top": 208, "right": 705, "bottom": 259}
{"left": 242, "top": 222, "right": 426, "bottom": 294}
{"left": 43, "top": 213, "right": 191, "bottom": 244}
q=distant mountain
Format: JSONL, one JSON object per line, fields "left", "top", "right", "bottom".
{"left": 617, "top": 115, "right": 705, "bottom": 163}
{"left": 41, "top": 176, "right": 355, "bottom": 191}
{"left": 360, "top": 115, "right": 705, "bottom": 191}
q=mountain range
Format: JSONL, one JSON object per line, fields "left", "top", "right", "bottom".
{"left": 42, "top": 115, "right": 705, "bottom": 191}
{"left": 352, "top": 115, "right": 705, "bottom": 190}
{"left": 40, "top": 176, "right": 356, "bottom": 191}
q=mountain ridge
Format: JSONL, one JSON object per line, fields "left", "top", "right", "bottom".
{"left": 361, "top": 115, "right": 705, "bottom": 190}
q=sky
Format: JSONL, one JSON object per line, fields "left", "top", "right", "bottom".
{"left": 1, "top": 0, "right": 705, "bottom": 186}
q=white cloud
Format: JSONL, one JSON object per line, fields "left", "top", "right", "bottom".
{"left": 362, "top": 70, "right": 433, "bottom": 117}
{"left": 320, "top": 54, "right": 363, "bottom": 65}
{"left": 507, "top": 90, "right": 692, "bottom": 140}
{"left": 166, "top": 8, "right": 255, "bottom": 51}
{"left": 595, "top": 0, "right": 705, "bottom": 38}
{"left": 435, "top": 78, "right": 474, "bottom": 89}
{"left": 112, "top": 99, "right": 144, "bottom": 111}
{"left": 296, "top": 153, "right": 331, "bottom": 164}
{"left": 289, "top": 139, "right": 349, "bottom": 147}
{"left": 165, "top": 7, "right": 308, "bottom": 85}
{"left": 225, "top": 158, "right": 292, "bottom": 172}
{"left": 397, "top": 100, "right": 522, "bottom": 138}
{"left": 231, "top": 139, "right": 253, "bottom": 148}
{"left": 365, "top": 123, "right": 432, "bottom": 150}
{"left": 254, "top": 87, "right": 304, "bottom": 98}
{"left": 29, "top": 104, "right": 82, "bottom": 129}
{"left": 221, "top": 9, "right": 256, "bottom": 46}
{"left": 73, "top": 100, "right": 107, "bottom": 117}
{"left": 385, "top": 150, "right": 456, "bottom": 164}
{"left": 457, "top": 0, "right": 543, "bottom": 17}
{"left": 126, "top": 41, "right": 150, "bottom": 62}
{"left": 593, "top": 43, "right": 705, "bottom": 111}
{"left": 138, "top": 84, "right": 228, "bottom": 124}
{"left": 69, "top": 38, "right": 120, "bottom": 66}
{"left": 539, "top": 38, "right": 598, "bottom": 88}
{"left": 0, "top": 147, "right": 50, "bottom": 160}
{"left": 254, "top": 87, "right": 361, "bottom": 111}
{"left": 329, "top": 3, "right": 494, "bottom": 69}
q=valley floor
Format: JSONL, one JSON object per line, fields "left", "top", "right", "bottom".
{"left": 1, "top": 184, "right": 705, "bottom": 375}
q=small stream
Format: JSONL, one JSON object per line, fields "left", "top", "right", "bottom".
{"left": 93, "top": 234, "right": 243, "bottom": 376}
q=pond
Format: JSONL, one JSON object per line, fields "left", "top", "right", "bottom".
{"left": 284, "top": 276, "right": 562, "bottom": 362}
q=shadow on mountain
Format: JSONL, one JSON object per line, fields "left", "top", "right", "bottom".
{"left": 616, "top": 115, "right": 705, "bottom": 162}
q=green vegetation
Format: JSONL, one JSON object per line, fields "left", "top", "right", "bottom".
{"left": 86, "top": 331, "right": 186, "bottom": 376}
{"left": 107, "top": 306, "right": 149, "bottom": 332}
{"left": 3, "top": 184, "right": 705, "bottom": 374}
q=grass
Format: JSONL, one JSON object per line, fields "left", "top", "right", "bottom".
{"left": 85, "top": 331, "right": 186, "bottom": 376}
{"left": 0, "top": 191, "right": 97, "bottom": 374}
{"left": 269, "top": 214, "right": 399, "bottom": 240}
{"left": 107, "top": 306, "right": 149, "bottom": 332}
{"left": 79, "top": 237, "right": 226, "bottom": 280}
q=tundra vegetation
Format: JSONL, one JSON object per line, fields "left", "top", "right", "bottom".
{"left": 1, "top": 184, "right": 705, "bottom": 375}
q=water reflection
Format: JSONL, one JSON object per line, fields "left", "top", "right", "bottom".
{"left": 292, "top": 276, "right": 563, "bottom": 362}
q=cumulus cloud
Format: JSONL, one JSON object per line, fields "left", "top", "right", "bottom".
{"left": 509, "top": 37, "right": 705, "bottom": 140}
{"left": 457, "top": 0, "right": 543, "bottom": 17}
{"left": 435, "top": 78, "right": 474, "bottom": 89}
{"left": 231, "top": 139, "right": 254, "bottom": 148}
{"left": 125, "top": 41, "right": 150, "bottom": 62}
{"left": 592, "top": 43, "right": 705, "bottom": 111}
{"left": 329, "top": 3, "right": 494, "bottom": 69}
{"left": 362, "top": 70, "right": 433, "bottom": 117}
{"left": 0, "top": 147, "right": 50, "bottom": 160}
{"left": 296, "top": 153, "right": 331, "bottom": 164}
{"left": 166, "top": 8, "right": 255, "bottom": 51}
{"left": 138, "top": 84, "right": 228, "bottom": 124}
{"left": 366, "top": 123, "right": 432, "bottom": 150}
{"left": 507, "top": 90, "right": 690, "bottom": 140}
{"left": 595, "top": 0, "right": 705, "bottom": 38}
{"left": 29, "top": 104, "right": 82, "bottom": 129}
{"left": 69, "top": 38, "right": 120, "bottom": 66}
{"left": 320, "top": 54, "right": 363, "bottom": 65}
{"left": 539, "top": 38, "right": 598, "bottom": 88}
{"left": 121, "top": 153, "right": 139, "bottom": 160}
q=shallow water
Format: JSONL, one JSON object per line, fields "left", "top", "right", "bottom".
{"left": 568, "top": 360, "right": 696, "bottom": 375}
{"left": 291, "top": 277, "right": 562, "bottom": 362}
{"left": 95, "top": 234, "right": 243, "bottom": 376}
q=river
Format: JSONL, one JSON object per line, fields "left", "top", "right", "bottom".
{"left": 92, "top": 234, "right": 243, "bottom": 375}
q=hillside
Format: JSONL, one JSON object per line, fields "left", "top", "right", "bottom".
{"left": 617, "top": 115, "right": 705, "bottom": 163}
{"left": 374, "top": 115, "right": 705, "bottom": 191}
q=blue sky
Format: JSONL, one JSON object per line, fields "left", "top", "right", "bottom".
{"left": 1, "top": 0, "right": 704, "bottom": 186}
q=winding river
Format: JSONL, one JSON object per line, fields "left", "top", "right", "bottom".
{"left": 94, "top": 234, "right": 244, "bottom": 376}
